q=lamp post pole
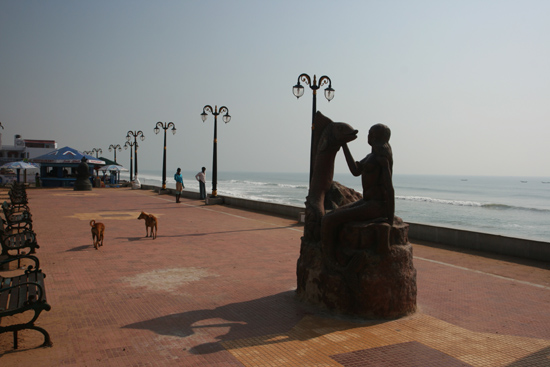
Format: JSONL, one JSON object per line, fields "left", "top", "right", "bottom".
{"left": 90, "top": 148, "right": 102, "bottom": 177}
{"left": 200, "top": 105, "right": 231, "bottom": 197}
{"left": 91, "top": 148, "right": 102, "bottom": 158}
{"left": 126, "top": 131, "right": 145, "bottom": 181}
{"left": 108, "top": 144, "right": 122, "bottom": 163}
{"left": 124, "top": 141, "right": 134, "bottom": 181}
{"left": 292, "top": 73, "right": 335, "bottom": 185}
{"left": 154, "top": 122, "right": 176, "bottom": 190}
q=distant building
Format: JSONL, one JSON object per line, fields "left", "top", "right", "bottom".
{"left": 0, "top": 133, "right": 57, "bottom": 165}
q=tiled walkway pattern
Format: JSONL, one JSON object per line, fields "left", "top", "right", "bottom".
{"left": 0, "top": 188, "right": 548, "bottom": 366}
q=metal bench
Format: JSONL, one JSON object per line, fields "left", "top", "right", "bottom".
{"left": 0, "top": 218, "right": 39, "bottom": 256}
{"left": 2, "top": 201, "right": 33, "bottom": 231}
{"left": 6, "top": 183, "right": 30, "bottom": 212}
{"left": 0, "top": 255, "right": 52, "bottom": 349}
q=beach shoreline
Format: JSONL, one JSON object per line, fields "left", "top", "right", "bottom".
{"left": 137, "top": 183, "right": 550, "bottom": 262}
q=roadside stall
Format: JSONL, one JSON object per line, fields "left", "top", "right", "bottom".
{"left": 30, "top": 146, "right": 105, "bottom": 187}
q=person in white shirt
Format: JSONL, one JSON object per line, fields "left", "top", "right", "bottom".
{"left": 195, "top": 167, "right": 206, "bottom": 200}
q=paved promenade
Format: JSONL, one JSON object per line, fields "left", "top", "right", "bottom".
{"left": 1, "top": 187, "right": 549, "bottom": 366}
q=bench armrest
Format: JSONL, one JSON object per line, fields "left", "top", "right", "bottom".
{"left": 0, "top": 280, "right": 46, "bottom": 304}
{"left": 1, "top": 230, "right": 38, "bottom": 254}
{"left": 0, "top": 254, "right": 41, "bottom": 274}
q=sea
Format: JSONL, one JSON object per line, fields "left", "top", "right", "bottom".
{"left": 124, "top": 170, "right": 550, "bottom": 243}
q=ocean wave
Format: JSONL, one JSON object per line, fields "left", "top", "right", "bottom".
{"left": 396, "top": 196, "right": 482, "bottom": 207}
{"left": 218, "top": 190, "right": 302, "bottom": 206}
{"left": 397, "top": 196, "right": 550, "bottom": 212}
{"left": 226, "top": 179, "right": 307, "bottom": 190}
{"left": 480, "top": 203, "right": 550, "bottom": 213}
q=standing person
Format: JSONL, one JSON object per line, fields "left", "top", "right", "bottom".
{"left": 195, "top": 167, "right": 206, "bottom": 200}
{"left": 174, "top": 168, "right": 184, "bottom": 203}
{"left": 35, "top": 172, "right": 40, "bottom": 187}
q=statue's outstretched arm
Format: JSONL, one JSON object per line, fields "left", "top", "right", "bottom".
{"left": 343, "top": 144, "right": 361, "bottom": 177}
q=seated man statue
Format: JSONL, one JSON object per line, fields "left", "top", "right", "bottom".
{"left": 321, "top": 123, "right": 394, "bottom": 262}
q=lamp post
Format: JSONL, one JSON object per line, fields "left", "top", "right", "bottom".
{"left": 83, "top": 150, "right": 92, "bottom": 156}
{"left": 91, "top": 148, "right": 103, "bottom": 158}
{"left": 126, "top": 131, "right": 145, "bottom": 181}
{"left": 154, "top": 122, "right": 176, "bottom": 190}
{"left": 108, "top": 144, "right": 122, "bottom": 163}
{"left": 292, "top": 73, "right": 335, "bottom": 184}
{"left": 200, "top": 105, "right": 231, "bottom": 197}
{"left": 124, "top": 141, "right": 134, "bottom": 181}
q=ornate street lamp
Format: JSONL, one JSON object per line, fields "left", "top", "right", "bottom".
{"left": 200, "top": 105, "right": 231, "bottom": 197}
{"left": 292, "top": 73, "right": 334, "bottom": 184}
{"left": 126, "top": 131, "right": 145, "bottom": 181}
{"left": 108, "top": 144, "right": 122, "bottom": 163}
{"left": 154, "top": 122, "right": 176, "bottom": 190}
{"left": 91, "top": 148, "right": 103, "bottom": 158}
{"left": 124, "top": 141, "right": 135, "bottom": 181}
{"left": 82, "top": 150, "right": 93, "bottom": 155}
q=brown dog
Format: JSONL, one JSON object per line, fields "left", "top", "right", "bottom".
{"left": 137, "top": 211, "right": 157, "bottom": 239}
{"left": 90, "top": 220, "right": 105, "bottom": 250}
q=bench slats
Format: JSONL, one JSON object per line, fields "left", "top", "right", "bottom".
{"left": 28, "top": 272, "right": 39, "bottom": 303}
{"left": 0, "top": 277, "right": 11, "bottom": 310}
{"left": 1, "top": 273, "right": 47, "bottom": 311}
{"left": 7, "top": 276, "right": 21, "bottom": 310}
{"left": 17, "top": 275, "right": 29, "bottom": 309}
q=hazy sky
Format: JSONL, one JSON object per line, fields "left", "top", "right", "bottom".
{"left": 1, "top": 1, "right": 549, "bottom": 177}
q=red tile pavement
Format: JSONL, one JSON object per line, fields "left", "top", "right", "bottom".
{"left": 0, "top": 187, "right": 549, "bottom": 366}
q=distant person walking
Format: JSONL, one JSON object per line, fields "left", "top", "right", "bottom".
{"left": 174, "top": 168, "right": 184, "bottom": 203}
{"left": 35, "top": 172, "right": 40, "bottom": 187}
{"left": 195, "top": 167, "right": 206, "bottom": 200}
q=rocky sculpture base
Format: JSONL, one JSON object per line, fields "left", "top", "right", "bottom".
{"left": 297, "top": 216, "right": 417, "bottom": 319}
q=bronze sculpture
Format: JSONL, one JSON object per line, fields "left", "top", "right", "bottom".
{"left": 321, "top": 123, "right": 394, "bottom": 263}
{"left": 304, "top": 112, "right": 358, "bottom": 241}
{"left": 297, "top": 113, "right": 416, "bottom": 319}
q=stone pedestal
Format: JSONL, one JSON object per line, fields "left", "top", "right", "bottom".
{"left": 74, "top": 158, "right": 93, "bottom": 191}
{"left": 297, "top": 217, "right": 417, "bottom": 319}
{"left": 74, "top": 178, "right": 92, "bottom": 191}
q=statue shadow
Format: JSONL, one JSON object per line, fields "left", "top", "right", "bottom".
{"left": 506, "top": 346, "right": 550, "bottom": 366}
{"left": 122, "top": 291, "right": 377, "bottom": 355}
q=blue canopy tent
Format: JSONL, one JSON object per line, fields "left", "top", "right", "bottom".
{"left": 30, "top": 147, "right": 105, "bottom": 187}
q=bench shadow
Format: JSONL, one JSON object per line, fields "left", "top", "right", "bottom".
{"left": 122, "top": 291, "right": 380, "bottom": 355}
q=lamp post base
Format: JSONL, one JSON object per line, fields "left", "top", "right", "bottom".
{"left": 205, "top": 194, "right": 224, "bottom": 206}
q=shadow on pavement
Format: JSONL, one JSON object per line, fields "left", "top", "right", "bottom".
{"left": 506, "top": 346, "right": 550, "bottom": 366}
{"left": 122, "top": 291, "right": 379, "bottom": 355}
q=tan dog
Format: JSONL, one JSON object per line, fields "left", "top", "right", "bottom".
{"left": 137, "top": 211, "right": 157, "bottom": 239}
{"left": 90, "top": 220, "right": 105, "bottom": 250}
